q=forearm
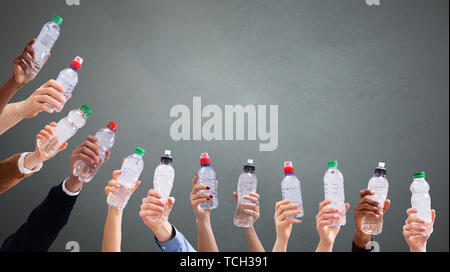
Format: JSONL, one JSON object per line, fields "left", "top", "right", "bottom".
{"left": 0, "top": 153, "right": 32, "bottom": 195}
{"left": 152, "top": 222, "right": 175, "bottom": 242}
{"left": 353, "top": 230, "right": 372, "bottom": 250}
{"left": 196, "top": 217, "right": 219, "bottom": 252}
{"left": 272, "top": 237, "right": 288, "bottom": 252}
{"left": 244, "top": 226, "right": 265, "bottom": 252}
{"left": 316, "top": 240, "right": 333, "bottom": 252}
{"left": 102, "top": 206, "right": 123, "bottom": 252}
{"left": 0, "top": 77, "right": 24, "bottom": 115}
{"left": 0, "top": 102, "right": 26, "bottom": 135}
{"left": 23, "top": 152, "right": 43, "bottom": 171}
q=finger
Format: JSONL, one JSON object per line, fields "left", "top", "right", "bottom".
{"left": 191, "top": 193, "right": 211, "bottom": 201}
{"left": 49, "top": 122, "right": 57, "bottom": 127}
{"left": 279, "top": 203, "right": 301, "bottom": 213}
{"left": 404, "top": 223, "right": 427, "bottom": 232}
{"left": 317, "top": 206, "right": 340, "bottom": 218}
{"left": 82, "top": 139, "right": 101, "bottom": 155}
{"left": 142, "top": 196, "right": 165, "bottom": 207}
{"left": 79, "top": 146, "right": 100, "bottom": 163}
{"left": 406, "top": 208, "right": 418, "bottom": 216}
{"left": 431, "top": 209, "right": 436, "bottom": 223}
{"left": 243, "top": 195, "right": 259, "bottom": 205}
{"left": 192, "top": 183, "right": 209, "bottom": 195}
{"left": 319, "top": 199, "right": 332, "bottom": 211}
{"left": 233, "top": 192, "right": 238, "bottom": 203}
{"left": 355, "top": 203, "right": 381, "bottom": 214}
{"left": 383, "top": 199, "right": 391, "bottom": 213}
{"left": 356, "top": 210, "right": 380, "bottom": 219}
{"left": 42, "top": 104, "right": 54, "bottom": 114}
{"left": 112, "top": 170, "right": 121, "bottom": 180}
{"left": 148, "top": 189, "right": 162, "bottom": 199}
{"left": 361, "top": 196, "right": 381, "bottom": 208}
{"left": 359, "top": 189, "right": 374, "bottom": 198}
{"left": 21, "top": 53, "right": 34, "bottom": 69}
{"left": 319, "top": 213, "right": 341, "bottom": 221}
{"left": 85, "top": 135, "right": 99, "bottom": 145}
{"left": 141, "top": 203, "right": 164, "bottom": 213}
{"left": 193, "top": 198, "right": 210, "bottom": 207}
{"left": 39, "top": 129, "right": 51, "bottom": 139}
{"left": 131, "top": 180, "right": 141, "bottom": 194}
{"left": 36, "top": 94, "right": 63, "bottom": 110}
{"left": 73, "top": 153, "right": 96, "bottom": 165}
{"left": 279, "top": 209, "right": 301, "bottom": 220}
{"left": 139, "top": 210, "right": 163, "bottom": 219}
{"left": 19, "top": 61, "right": 27, "bottom": 72}
{"left": 275, "top": 200, "right": 291, "bottom": 210}
{"left": 192, "top": 174, "right": 199, "bottom": 186}
{"left": 104, "top": 150, "right": 111, "bottom": 161}
{"left": 108, "top": 179, "right": 119, "bottom": 187}
{"left": 43, "top": 80, "right": 65, "bottom": 94}
{"left": 39, "top": 87, "right": 66, "bottom": 103}
{"left": 244, "top": 209, "right": 259, "bottom": 218}
{"left": 240, "top": 202, "right": 257, "bottom": 211}
{"left": 25, "top": 43, "right": 36, "bottom": 59}
{"left": 345, "top": 203, "right": 350, "bottom": 212}
{"left": 406, "top": 216, "right": 427, "bottom": 225}
{"left": 43, "top": 125, "right": 55, "bottom": 137}
{"left": 57, "top": 142, "right": 68, "bottom": 151}
{"left": 167, "top": 197, "right": 175, "bottom": 210}
{"left": 42, "top": 52, "right": 50, "bottom": 66}
{"left": 249, "top": 192, "right": 260, "bottom": 199}
{"left": 286, "top": 218, "right": 302, "bottom": 224}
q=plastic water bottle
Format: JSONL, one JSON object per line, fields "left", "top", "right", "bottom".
{"left": 150, "top": 150, "right": 175, "bottom": 223}
{"left": 361, "top": 162, "right": 389, "bottom": 235}
{"left": 234, "top": 159, "right": 258, "bottom": 227}
{"left": 107, "top": 147, "right": 145, "bottom": 210}
{"left": 323, "top": 161, "right": 346, "bottom": 226}
{"left": 410, "top": 172, "right": 432, "bottom": 223}
{"left": 281, "top": 161, "right": 303, "bottom": 218}
{"left": 73, "top": 122, "right": 118, "bottom": 182}
{"left": 37, "top": 104, "right": 91, "bottom": 158}
{"left": 29, "top": 15, "right": 63, "bottom": 74}
{"left": 52, "top": 56, "right": 84, "bottom": 113}
{"left": 197, "top": 153, "right": 218, "bottom": 210}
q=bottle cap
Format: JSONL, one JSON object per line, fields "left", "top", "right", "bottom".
{"left": 284, "top": 161, "right": 294, "bottom": 174}
{"left": 200, "top": 153, "right": 211, "bottom": 165}
{"left": 244, "top": 159, "right": 255, "bottom": 173}
{"left": 53, "top": 15, "right": 63, "bottom": 25}
{"left": 161, "top": 150, "right": 173, "bottom": 164}
{"left": 70, "top": 56, "right": 83, "bottom": 71}
{"left": 328, "top": 161, "right": 338, "bottom": 168}
{"left": 135, "top": 147, "right": 145, "bottom": 156}
{"left": 374, "top": 162, "right": 387, "bottom": 176}
{"left": 413, "top": 172, "right": 425, "bottom": 179}
{"left": 80, "top": 104, "right": 92, "bottom": 117}
{"left": 107, "top": 122, "right": 118, "bottom": 132}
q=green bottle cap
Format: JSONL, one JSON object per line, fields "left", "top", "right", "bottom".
{"left": 413, "top": 172, "right": 425, "bottom": 179}
{"left": 53, "top": 15, "right": 63, "bottom": 25}
{"left": 135, "top": 147, "right": 146, "bottom": 156}
{"left": 80, "top": 104, "right": 92, "bottom": 117}
{"left": 328, "top": 160, "right": 338, "bottom": 168}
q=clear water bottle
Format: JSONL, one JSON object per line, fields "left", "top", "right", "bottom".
{"left": 234, "top": 159, "right": 258, "bottom": 228}
{"left": 29, "top": 15, "right": 63, "bottom": 74}
{"left": 410, "top": 172, "right": 432, "bottom": 223}
{"left": 73, "top": 122, "right": 118, "bottom": 182}
{"left": 52, "top": 56, "right": 84, "bottom": 113}
{"left": 150, "top": 150, "right": 175, "bottom": 223}
{"left": 37, "top": 104, "right": 91, "bottom": 158}
{"left": 361, "top": 162, "right": 389, "bottom": 235}
{"left": 281, "top": 161, "right": 303, "bottom": 218}
{"left": 323, "top": 161, "right": 346, "bottom": 226}
{"left": 198, "top": 153, "right": 218, "bottom": 210}
{"left": 107, "top": 147, "right": 145, "bottom": 210}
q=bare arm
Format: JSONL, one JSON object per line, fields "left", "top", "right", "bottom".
{"left": 102, "top": 206, "right": 123, "bottom": 252}
{"left": 245, "top": 226, "right": 265, "bottom": 252}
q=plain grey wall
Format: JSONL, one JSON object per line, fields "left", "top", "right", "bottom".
{"left": 0, "top": 0, "right": 448, "bottom": 252}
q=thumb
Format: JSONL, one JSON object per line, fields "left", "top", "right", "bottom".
{"left": 131, "top": 180, "right": 141, "bottom": 194}
{"left": 168, "top": 197, "right": 176, "bottom": 209}
{"left": 233, "top": 192, "right": 238, "bottom": 203}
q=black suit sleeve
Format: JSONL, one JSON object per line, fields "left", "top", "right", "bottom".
{"left": 1, "top": 182, "right": 78, "bottom": 252}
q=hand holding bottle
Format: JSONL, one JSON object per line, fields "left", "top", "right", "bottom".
{"left": 403, "top": 208, "right": 436, "bottom": 252}
{"left": 190, "top": 174, "right": 217, "bottom": 222}
{"left": 12, "top": 39, "right": 50, "bottom": 85}
{"left": 315, "top": 199, "right": 350, "bottom": 252}
{"left": 272, "top": 200, "right": 301, "bottom": 252}
{"left": 106, "top": 171, "right": 141, "bottom": 206}
{"left": 17, "top": 80, "right": 66, "bottom": 118}
{"left": 233, "top": 191, "right": 260, "bottom": 225}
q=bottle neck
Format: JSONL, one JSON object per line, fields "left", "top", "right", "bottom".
{"left": 201, "top": 163, "right": 210, "bottom": 167}
{"left": 285, "top": 173, "right": 294, "bottom": 176}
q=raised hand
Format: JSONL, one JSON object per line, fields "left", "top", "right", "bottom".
{"left": 272, "top": 200, "right": 301, "bottom": 252}
{"left": 233, "top": 192, "right": 260, "bottom": 224}
{"left": 315, "top": 200, "right": 350, "bottom": 252}
{"left": 190, "top": 174, "right": 217, "bottom": 222}
{"left": 403, "top": 208, "right": 436, "bottom": 252}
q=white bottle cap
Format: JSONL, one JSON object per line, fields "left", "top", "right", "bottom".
{"left": 378, "top": 162, "right": 386, "bottom": 168}
{"left": 164, "top": 150, "right": 172, "bottom": 156}
{"left": 247, "top": 159, "right": 254, "bottom": 164}
{"left": 75, "top": 56, "right": 84, "bottom": 65}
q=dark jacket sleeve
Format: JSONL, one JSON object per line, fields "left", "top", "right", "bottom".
{"left": 0, "top": 182, "right": 78, "bottom": 252}
{"left": 352, "top": 240, "right": 374, "bottom": 252}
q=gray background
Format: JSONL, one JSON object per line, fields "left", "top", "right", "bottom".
{"left": 0, "top": 0, "right": 448, "bottom": 252}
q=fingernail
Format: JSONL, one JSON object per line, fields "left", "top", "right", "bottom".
{"left": 206, "top": 186, "right": 210, "bottom": 190}
{"left": 210, "top": 195, "right": 214, "bottom": 199}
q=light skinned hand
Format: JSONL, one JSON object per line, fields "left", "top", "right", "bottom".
{"left": 105, "top": 170, "right": 141, "bottom": 206}
{"left": 233, "top": 192, "right": 261, "bottom": 224}
{"left": 190, "top": 174, "right": 218, "bottom": 222}
{"left": 403, "top": 208, "right": 436, "bottom": 252}
{"left": 316, "top": 200, "right": 350, "bottom": 247}
{"left": 17, "top": 79, "right": 68, "bottom": 118}
{"left": 12, "top": 39, "right": 51, "bottom": 85}
{"left": 274, "top": 200, "right": 302, "bottom": 243}
{"left": 35, "top": 122, "right": 68, "bottom": 161}
{"left": 139, "top": 189, "right": 175, "bottom": 231}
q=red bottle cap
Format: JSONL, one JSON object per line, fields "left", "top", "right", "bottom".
{"left": 70, "top": 56, "right": 84, "bottom": 71}
{"left": 200, "top": 153, "right": 211, "bottom": 165}
{"left": 284, "top": 161, "right": 294, "bottom": 174}
{"left": 107, "top": 122, "right": 118, "bottom": 132}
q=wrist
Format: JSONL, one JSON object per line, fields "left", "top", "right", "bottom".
{"left": 196, "top": 215, "right": 211, "bottom": 226}
{"left": 152, "top": 222, "right": 174, "bottom": 242}
{"left": 353, "top": 229, "right": 371, "bottom": 248}
{"left": 8, "top": 76, "right": 25, "bottom": 90}
{"left": 23, "top": 151, "right": 42, "bottom": 170}
{"left": 107, "top": 205, "right": 123, "bottom": 216}
{"left": 317, "top": 240, "right": 334, "bottom": 252}
{"left": 65, "top": 175, "right": 83, "bottom": 193}
{"left": 410, "top": 244, "right": 427, "bottom": 252}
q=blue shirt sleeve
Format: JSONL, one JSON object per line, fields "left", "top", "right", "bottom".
{"left": 154, "top": 225, "right": 197, "bottom": 252}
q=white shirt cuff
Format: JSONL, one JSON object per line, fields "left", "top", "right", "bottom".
{"left": 18, "top": 152, "right": 43, "bottom": 175}
{"left": 62, "top": 177, "right": 81, "bottom": 196}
